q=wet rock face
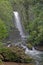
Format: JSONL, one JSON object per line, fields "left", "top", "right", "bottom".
{"left": 34, "top": 43, "right": 43, "bottom": 51}
{"left": 9, "top": 28, "right": 21, "bottom": 43}
{"left": 4, "top": 27, "right": 22, "bottom": 44}
{"left": 35, "top": 46, "right": 43, "bottom": 51}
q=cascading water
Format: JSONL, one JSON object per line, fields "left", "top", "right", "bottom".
{"left": 13, "top": 11, "right": 25, "bottom": 38}
{"left": 13, "top": 11, "right": 43, "bottom": 65}
{"left": 22, "top": 45, "right": 43, "bottom": 65}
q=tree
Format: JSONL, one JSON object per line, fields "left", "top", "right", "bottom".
{"left": 0, "top": 19, "right": 8, "bottom": 41}
{"left": 23, "top": 0, "right": 43, "bottom": 45}
{"left": 0, "top": 0, "right": 13, "bottom": 30}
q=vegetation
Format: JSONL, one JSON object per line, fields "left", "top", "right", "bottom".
{"left": 0, "top": 0, "right": 13, "bottom": 27}
{"left": 0, "top": 45, "right": 33, "bottom": 63}
{"left": 0, "top": 0, "right": 14, "bottom": 42}
{"left": 0, "top": 19, "right": 8, "bottom": 41}
{"left": 25, "top": 1, "right": 43, "bottom": 46}
{"left": 0, "top": 0, "right": 43, "bottom": 63}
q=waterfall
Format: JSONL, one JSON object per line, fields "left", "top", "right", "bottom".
{"left": 13, "top": 11, "right": 41, "bottom": 54}
{"left": 13, "top": 11, "right": 25, "bottom": 38}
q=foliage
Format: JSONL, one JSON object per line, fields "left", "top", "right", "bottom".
{"left": 0, "top": 0, "right": 14, "bottom": 41}
{"left": 27, "top": 12, "right": 43, "bottom": 45}
{"left": 0, "top": 0, "right": 13, "bottom": 29}
{"left": 0, "top": 46, "right": 33, "bottom": 62}
{"left": 0, "top": 19, "right": 8, "bottom": 41}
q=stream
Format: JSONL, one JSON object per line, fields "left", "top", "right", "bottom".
{"left": 25, "top": 45, "right": 43, "bottom": 65}
{"left": 18, "top": 44, "right": 43, "bottom": 65}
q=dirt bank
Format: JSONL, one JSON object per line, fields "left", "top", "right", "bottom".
{"left": 0, "top": 62, "right": 34, "bottom": 65}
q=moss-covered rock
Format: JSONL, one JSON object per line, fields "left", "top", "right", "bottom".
{"left": 26, "top": 43, "right": 33, "bottom": 50}
{"left": 0, "top": 46, "right": 33, "bottom": 63}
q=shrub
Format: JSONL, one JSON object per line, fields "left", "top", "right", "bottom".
{"left": 0, "top": 46, "right": 33, "bottom": 63}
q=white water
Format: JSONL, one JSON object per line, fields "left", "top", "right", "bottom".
{"left": 21, "top": 44, "right": 43, "bottom": 65}
{"left": 7, "top": 44, "right": 11, "bottom": 47}
{"left": 21, "top": 44, "right": 41, "bottom": 55}
{"left": 13, "top": 11, "right": 25, "bottom": 38}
